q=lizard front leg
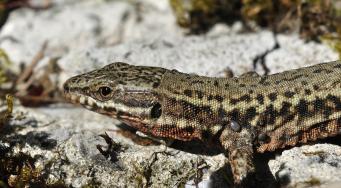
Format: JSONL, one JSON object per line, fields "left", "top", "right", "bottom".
{"left": 219, "top": 121, "right": 256, "bottom": 185}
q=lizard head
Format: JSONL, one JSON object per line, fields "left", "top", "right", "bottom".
{"left": 63, "top": 62, "right": 168, "bottom": 133}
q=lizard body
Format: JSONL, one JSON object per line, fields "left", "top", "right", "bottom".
{"left": 63, "top": 60, "right": 341, "bottom": 185}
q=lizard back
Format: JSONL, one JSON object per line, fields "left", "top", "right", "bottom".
{"left": 156, "top": 61, "right": 341, "bottom": 152}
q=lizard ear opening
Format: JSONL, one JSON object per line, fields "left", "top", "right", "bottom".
{"left": 150, "top": 103, "right": 162, "bottom": 119}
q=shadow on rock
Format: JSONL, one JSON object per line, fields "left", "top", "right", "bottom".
{"left": 171, "top": 140, "right": 223, "bottom": 156}
{"left": 3, "top": 131, "right": 57, "bottom": 150}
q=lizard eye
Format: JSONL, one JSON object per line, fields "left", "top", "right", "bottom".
{"left": 99, "top": 86, "right": 112, "bottom": 97}
{"left": 150, "top": 103, "right": 162, "bottom": 118}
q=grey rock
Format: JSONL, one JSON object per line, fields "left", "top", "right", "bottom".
{"left": 269, "top": 144, "right": 341, "bottom": 187}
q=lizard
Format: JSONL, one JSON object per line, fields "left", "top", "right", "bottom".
{"left": 63, "top": 60, "right": 341, "bottom": 186}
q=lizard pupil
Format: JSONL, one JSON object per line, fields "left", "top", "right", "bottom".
{"left": 150, "top": 103, "right": 162, "bottom": 118}
{"left": 99, "top": 87, "right": 112, "bottom": 97}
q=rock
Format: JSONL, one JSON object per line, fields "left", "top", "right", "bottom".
{"left": 269, "top": 144, "right": 341, "bottom": 187}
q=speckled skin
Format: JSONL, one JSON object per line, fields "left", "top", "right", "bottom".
{"left": 63, "top": 60, "right": 341, "bottom": 185}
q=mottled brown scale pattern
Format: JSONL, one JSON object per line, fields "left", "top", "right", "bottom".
{"left": 153, "top": 61, "right": 341, "bottom": 152}
{"left": 63, "top": 60, "right": 341, "bottom": 185}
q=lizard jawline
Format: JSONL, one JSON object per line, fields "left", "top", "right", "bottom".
{"left": 64, "top": 92, "right": 151, "bottom": 133}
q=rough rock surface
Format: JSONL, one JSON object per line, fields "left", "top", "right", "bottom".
{"left": 269, "top": 144, "right": 341, "bottom": 187}
{"left": 0, "top": 0, "right": 340, "bottom": 187}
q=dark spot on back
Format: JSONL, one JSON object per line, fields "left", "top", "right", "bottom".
{"left": 282, "top": 74, "right": 303, "bottom": 81}
{"left": 284, "top": 91, "right": 295, "bottom": 98}
{"left": 257, "top": 104, "right": 277, "bottom": 126}
{"left": 301, "top": 81, "right": 308, "bottom": 85}
{"left": 191, "top": 80, "right": 205, "bottom": 85}
{"left": 196, "top": 91, "right": 204, "bottom": 99}
{"left": 152, "top": 82, "right": 160, "bottom": 88}
{"left": 201, "top": 106, "right": 213, "bottom": 115}
{"left": 230, "top": 98, "right": 238, "bottom": 105}
{"left": 279, "top": 102, "right": 291, "bottom": 115}
{"left": 297, "top": 99, "right": 309, "bottom": 116}
{"left": 230, "top": 95, "right": 251, "bottom": 105}
{"left": 215, "top": 95, "right": 224, "bottom": 102}
{"left": 214, "top": 80, "right": 219, "bottom": 87}
{"left": 304, "top": 89, "right": 311, "bottom": 95}
{"left": 245, "top": 107, "right": 257, "bottom": 120}
{"left": 333, "top": 64, "right": 341, "bottom": 69}
{"left": 264, "top": 104, "right": 276, "bottom": 125}
{"left": 313, "top": 85, "right": 319, "bottom": 90}
{"left": 259, "top": 77, "right": 267, "bottom": 85}
{"left": 313, "top": 69, "right": 323, "bottom": 73}
{"left": 218, "top": 107, "right": 227, "bottom": 119}
{"left": 262, "top": 81, "right": 270, "bottom": 86}
{"left": 228, "top": 109, "right": 240, "bottom": 121}
{"left": 326, "top": 94, "right": 341, "bottom": 110}
{"left": 313, "top": 98, "right": 324, "bottom": 111}
{"left": 256, "top": 94, "right": 264, "bottom": 104}
{"left": 184, "top": 89, "right": 192, "bottom": 97}
{"left": 240, "top": 95, "right": 251, "bottom": 102}
{"left": 175, "top": 100, "right": 214, "bottom": 121}
{"left": 282, "top": 114, "right": 295, "bottom": 124}
{"left": 268, "top": 93, "right": 277, "bottom": 101}
{"left": 314, "top": 69, "right": 333, "bottom": 74}
{"left": 323, "top": 107, "right": 333, "bottom": 118}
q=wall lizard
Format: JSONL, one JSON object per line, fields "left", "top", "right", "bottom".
{"left": 63, "top": 60, "right": 341, "bottom": 186}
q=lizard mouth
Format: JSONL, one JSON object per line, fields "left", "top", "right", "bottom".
{"left": 63, "top": 90, "right": 151, "bottom": 132}
{"left": 64, "top": 91, "right": 99, "bottom": 110}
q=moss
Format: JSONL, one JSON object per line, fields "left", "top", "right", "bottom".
{"left": 0, "top": 145, "right": 67, "bottom": 187}
{"left": 321, "top": 26, "right": 341, "bottom": 58}
{"left": 0, "top": 149, "right": 40, "bottom": 187}
{"left": 0, "top": 48, "right": 12, "bottom": 85}
{"left": 0, "top": 94, "right": 13, "bottom": 129}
